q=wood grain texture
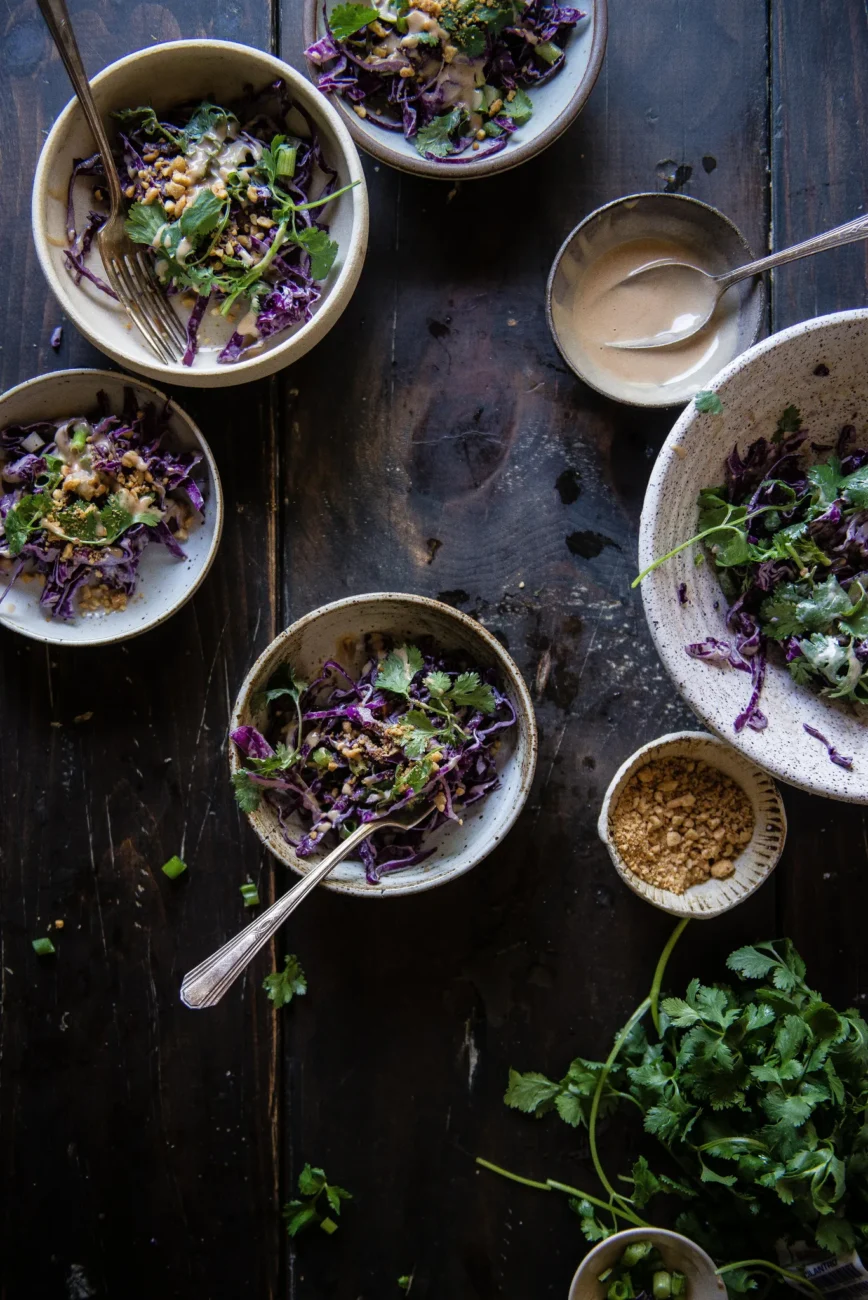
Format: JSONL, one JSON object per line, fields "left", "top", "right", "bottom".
{"left": 770, "top": 0, "right": 868, "bottom": 1012}
{"left": 277, "top": 2, "right": 772, "bottom": 1296}
{"left": 0, "top": 9, "right": 283, "bottom": 1300}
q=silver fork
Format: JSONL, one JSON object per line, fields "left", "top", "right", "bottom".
{"left": 37, "top": 0, "right": 187, "bottom": 364}
{"left": 180, "top": 805, "right": 434, "bottom": 1009}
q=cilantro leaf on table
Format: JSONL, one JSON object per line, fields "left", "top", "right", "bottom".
{"left": 283, "top": 1163, "right": 352, "bottom": 1238}
{"left": 263, "top": 954, "right": 307, "bottom": 1008}
{"left": 328, "top": 2, "right": 379, "bottom": 39}
{"left": 375, "top": 645, "right": 425, "bottom": 696}
{"left": 415, "top": 108, "right": 464, "bottom": 159}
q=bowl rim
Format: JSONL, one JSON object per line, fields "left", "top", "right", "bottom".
{"left": 228, "top": 590, "right": 539, "bottom": 897}
{"left": 568, "top": 1227, "right": 726, "bottom": 1300}
{"left": 638, "top": 306, "right": 868, "bottom": 801}
{"left": 545, "top": 191, "right": 765, "bottom": 409}
{"left": 301, "top": 0, "right": 608, "bottom": 180}
{"left": 31, "top": 39, "right": 369, "bottom": 388}
{"left": 0, "top": 367, "right": 224, "bottom": 647}
{"left": 596, "top": 730, "right": 787, "bottom": 918}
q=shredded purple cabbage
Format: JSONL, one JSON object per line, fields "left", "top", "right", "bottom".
{"left": 305, "top": 0, "right": 585, "bottom": 161}
{"left": 231, "top": 644, "right": 515, "bottom": 883}
{"left": 803, "top": 724, "right": 854, "bottom": 771}
{"left": 0, "top": 388, "right": 204, "bottom": 622}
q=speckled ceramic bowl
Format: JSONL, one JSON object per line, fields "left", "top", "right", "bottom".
{"left": 568, "top": 1228, "right": 726, "bottom": 1300}
{"left": 597, "top": 731, "right": 786, "bottom": 918}
{"left": 229, "top": 593, "right": 538, "bottom": 896}
{"left": 302, "top": 0, "right": 607, "bottom": 180}
{"left": 639, "top": 309, "right": 868, "bottom": 800}
{"left": 32, "top": 40, "right": 368, "bottom": 388}
{"left": 0, "top": 369, "right": 222, "bottom": 647}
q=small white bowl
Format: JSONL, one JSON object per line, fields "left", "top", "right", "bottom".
{"left": 568, "top": 1228, "right": 727, "bottom": 1300}
{"left": 32, "top": 40, "right": 369, "bottom": 388}
{"left": 229, "top": 592, "right": 538, "bottom": 897}
{"left": 597, "top": 731, "right": 786, "bottom": 918}
{"left": 0, "top": 369, "right": 223, "bottom": 647}
{"left": 302, "top": 0, "right": 607, "bottom": 180}
{"left": 639, "top": 309, "right": 868, "bottom": 801}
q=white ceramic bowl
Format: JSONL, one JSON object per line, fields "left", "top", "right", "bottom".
{"left": 229, "top": 592, "right": 538, "bottom": 896}
{"left": 639, "top": 309, "right": 868, "bottom": 801}
{"left": 302, "top": 0, "right": 607, "bottom": 180}
{"left": 568, "top": 1228, "right": 726, "bottom": 1300}
{"left": 0, "top": 369, "right": 222, "bottom": 646}
{"left": 597, "top": 731, "right": 786, "bottom": 918}
{"left": 32, "top": 40, "right": 369, "bottom": 388}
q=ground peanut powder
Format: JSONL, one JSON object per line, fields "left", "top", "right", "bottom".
{"left": 611, "top": 757, "right": 754, "bottom": 894}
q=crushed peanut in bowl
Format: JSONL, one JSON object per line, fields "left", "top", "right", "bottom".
{"left": 609, "top": 756, "right": 755, "bottom": 895}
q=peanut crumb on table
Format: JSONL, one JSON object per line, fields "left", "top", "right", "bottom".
{"left": 611, "top": 756, "right": 754, "bottom": 894}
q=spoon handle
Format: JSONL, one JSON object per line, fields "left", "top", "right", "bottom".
{"left": 716, "top": 213, "right": 868, "bottom": 291}
{"left": 180, "top": 820, "right": 381, "bottom": 1009}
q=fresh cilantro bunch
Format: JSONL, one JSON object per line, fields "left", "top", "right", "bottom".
{"left": 283, "top": 1164, "right": 352, "bottom": 1237}
{"left": 501, "top": 936, "right": 868, "bottom": 1284}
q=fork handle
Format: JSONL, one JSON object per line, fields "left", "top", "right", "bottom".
{"left": 179, "top": 819, "right": 383, "bottom": 1009}
{"left": 716, "top": 213, "right": 868, "bottom": 291}
{"left": 36, "top": 0, "right": 123, "bottom": 211}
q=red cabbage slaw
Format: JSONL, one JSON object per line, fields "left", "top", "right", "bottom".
{"left": 231, "top": 642, "right": 516, "bottom": 882}
{"left": 65, "top": 80, "right": 353, "bottom": 365}
{"left": 0, "top": 389, "right": 204, "bottom": 622}
{"left": 305, "top": 0, "right": 585, "bottom": 162}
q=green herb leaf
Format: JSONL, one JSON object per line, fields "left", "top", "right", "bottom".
{"left": 179, "top": 188, "right": 225, "bottom": 242}
{"left": 376, "top": 645, "right": 425, "bottom": 697}
{"left": 415, "top": 108, "right": 464, "bottom": 159}
{"left": 328, "top": 2, "right": 379, "bottom": 39}
{"left": 449, "top": 671, "right": 497, "bottom": 713}
{"left": 113, "top": 106, "right": 181, "bottom": 145}
{"left": 504, "top": 1068, "right": 561, "bottom": 1115}
{"left": 501, "top": 88, "right": 533, "bottom": 126}
{"left": 424, "top": 670, "right": 451, "bottom": 697}
{"left": 263, "top": 954, "right": 308, "bottom": 1008}
{"left": 3, "top": 493, "right": 49, "bottom": 556}
{"left": 232, "top": 769, "right": 263, "bottom": 813}
{"left": 283, "top": 1164, "right": 351, "bottom": 1239}
{"left": 694, "top": 390, "right": 723, "bottom": 415}
{"left": 293, "top": 225, "right": 339, "bottom": 280}
{"left": 125, "top": 200, "right": 169, "bottom": 247}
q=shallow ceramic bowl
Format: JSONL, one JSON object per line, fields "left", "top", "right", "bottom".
{"left": 597, "top": 731, "right": 786, "bottom": 918}
{"left": 229, "top": 592, "right": 538, "bottom": 896}
{"left": 547, "top": 193, "right": 764, "bottom": 408}
{"left": 0, "top": 369, "right": 222, "bottom": 647}
{"left": 569, "top": 1228, "right": 727, "bottom": 1300}
{"left": 640, "top": 309, "right": 868, "bottom": 800}
{"left": 32, "top": 40, "right": 368, "bottom": 388}
{"left": 302, "top": 0, "right": 607, "bottom": 180}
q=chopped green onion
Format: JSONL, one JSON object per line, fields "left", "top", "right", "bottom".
{"left": 623, "top": 1244, "right": 653, "bottom": 1268}
{"left": 70, "top": 423, "right": 89, "bottom": 454}
{"left": 32, "top": 937, "right": 56, "bottom": 956}
{"left": 240, "top": 882, "right": 260, "bottom": 908}
{"left": 653, "top": 1272, "right": 672, "bottom": 1300}
{"left": 395, "top": 13, "right": 408, "bottom": 29}
{"left": 275, "top": 144, "right": 298, "bottom": 178}
{"left": 609, "top": 1282, "right": 632, "bottom": 1300}
{"left": 161, "top": 854, "right": 187, "bottom": 879}
{"left": 320, "top": 1216, "right": 338, "bottom": 1235}
{"left": 671, "top": 1274, "right": 686, "bottom": 1297}
{"left": 598, "top": 1270, "right": 613, "bottom": 1284}
{"left": 535, "top": 39, "right": 562, "bottom": 63}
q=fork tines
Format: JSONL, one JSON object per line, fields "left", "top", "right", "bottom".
{"left": 107, "top": 250, "right": 188, "bottom": 365}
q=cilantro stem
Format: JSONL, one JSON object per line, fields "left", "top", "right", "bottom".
{"left": 650, "top": 918, "right": 690, "bottom": 1034}
{"left": 291, "top": 179, "right": 360, "bottom": 213}
{"left": 631, "top": 505, "right": 779, "bottom": 588}
{"left": 588, "top": 997, "right": 651, "bottom": 1203}
{"left": 545, "top": 1181, "right": 651, "bottom": 1228}
{"left": 220, "top": 219, "right": 289, "bottom": 314}
{"left": 474, "top": 1157, "right": 551, "bottom": 1192}
{"left": 716, "top": 1262, "right": 822, "bottom": 1295}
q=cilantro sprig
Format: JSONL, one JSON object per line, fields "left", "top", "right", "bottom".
{"left": 283, "top": 1164, "right": 352, "bottom": 1237}
{"left": 263, "top": 954, "right": 307, "bottom": 1007}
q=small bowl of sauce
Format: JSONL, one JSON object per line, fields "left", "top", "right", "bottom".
{"left": 546, "top": 193, "right": 764, "bottom": 407}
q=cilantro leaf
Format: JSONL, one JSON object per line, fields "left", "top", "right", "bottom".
{"left": 179, "top": 188, "right": 225, "bottom": 242}
{"left": 504, "top": 1068, "right": 560, "bottom": 1115}
{"left": 113, "top": 106, "right": 181, "bottom": 145}
{"left": 424, "top": 670, "right": 451, "bottom": 697}
{"left": 3, "top": 493, "right": 49, "bottom": 556}
{"left": 263, "top": 954, "right": 307, "bottom": 1008}
{"left": 694, "top": 390, "right": 723, "bottom": 414}
{"left": 501, "top": 88, "right": 533, "bottom": 126}
{"left": 328, "top": 2, "right": 379, "bottom": 39}
{"left": 125, "top": 200, "right": 168, "bottom": 247}
{"left": 180, "top": 103, "right": 234, "bottom": 151}
{"left": 375, "top": 645, "right": 425, "bottom": 697}
{"left": 777, "top": 403, "right": 802, "bottom": 434}
{"left": 455, "top": 24, "right": 486, "bottom": 54}
{"left": 449, "top": 671, "right": 497, "bottom": 713}
{"left": 807, "top": 457, "right": 843, "bottom": 509}
{"left": 415, "top": 108, "right": 464, "bottom": 159}
{"left": 840, "top": 463, "right": 868, "bottom": 507}
{"left": 727, "top": 946, "right": 779, "bottom": 980}
{"left": 293, "top": 225, "right": 339, "bottom": 280}
{"left": 400, "top": 708, "right": 439, "bottom": 759}
{"left": 283, "top": 1163, "right": 351, "bottom": 1238}
{"left": 232, "top": 769, "right": 263, "bottom": 813}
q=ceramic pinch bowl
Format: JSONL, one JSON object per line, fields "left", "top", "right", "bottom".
{"left": 0, "top": 368, "right": 223, "bottom": 648}
{"left": 597, "top": 731, "right": 787, "bottom": 918}
{"left": 302, "top": 0, "right": 607, "bottom": 180}
{"left": 230, "top": 592, "right": 539, "bottom": 897}
{"left": 639, "top": 308, "right": 868, "bottom": 799}
{"left": 32, "top": 40, "right": 369, "bottom": 388}
{"left": 547, "top": 193, "right": 764, "bottom": 408}
{"left": 568, "top": 1228, "right": 727, "bottom": 1300}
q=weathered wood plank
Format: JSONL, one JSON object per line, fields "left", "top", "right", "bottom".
{"left": 0, "top": 11, "right": 283, "bottom": 1299}
{"left": 770, "top": 0, "right": 868, "bottom": 1012}
{"left": 277, "top": 1, "right": 771, "bottom": 1294}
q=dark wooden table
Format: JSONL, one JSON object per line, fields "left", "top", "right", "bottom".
{"left": 2, "top": 3, "right": 867, "bottom": 1297}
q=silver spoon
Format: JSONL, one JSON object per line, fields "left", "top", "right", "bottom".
{"left": 180, "top": 804, "right": 433, "bottom": 1009}
{"left": 606, "top": 212, "right": 868, "bottom": 350}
